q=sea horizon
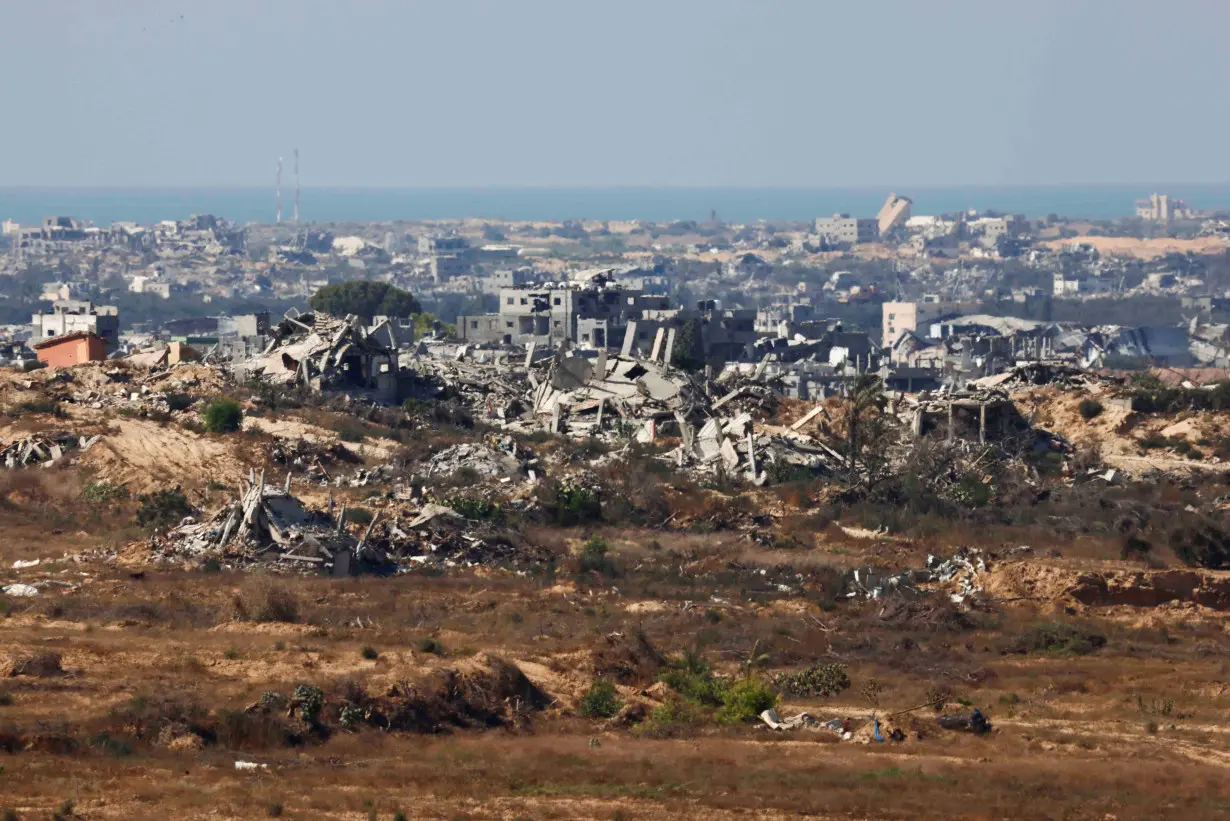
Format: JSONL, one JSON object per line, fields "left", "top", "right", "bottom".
{"left": 3, "top": 183, "right": 1230, "bottom": 227}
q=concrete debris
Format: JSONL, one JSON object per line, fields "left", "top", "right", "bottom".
{"left": 1, "top": 583, "right": 40, "bottom": 597}
{"left": 846, "top": 547, "right": 987, "bottom": 605}
{"left": 759, "top": 708, "right": 823, "bottom": 731}
{"left": 154, "top": 470, "right": 367, "bottom": 574}
{"left": 968, "top": 361, "right": 1108, "bottom": 392}
{"left": 423, "top": 442, "right": 524, "bottom": 481}
{"left": 267, "top": 438, "right": 359, "bottom": 480}
{"left": 1, "top": 432, "right": 99, "bottom": 469}
{"left": 239, "top": 312, "right": 398, "bottom": 404}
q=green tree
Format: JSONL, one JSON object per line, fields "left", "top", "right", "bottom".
{"left": 309, "top": 281, "right": 421, "bottom": 319}
{"left": 843, "top": 375, "right": 891, "bottom": 489}
{"left": 669, "top": 319, "right": 705, "bottom": 371}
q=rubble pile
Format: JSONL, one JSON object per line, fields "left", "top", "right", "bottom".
{"left": 239, "top": 312, "right": 396, "bottom": 403}
{"left": 267, "top": 438, "right": 360, "bottom": 480}
{"left": 1, "top": 432, "right": 100, "bottom": 469}
{"left": 845, "top": 547, "right": 989, "bottom": 606}
{"left": 406, "top": 346, "right": 850, "bottom": 485}
{"left": 155, "top": 470, "right": 361, "bottom": 572}
{"left": 423, "top": 442, "right": 524, "bottom": 481}
{"left": 968, "top": 362, "right": 1112, "bottom": 392}
{"left": 370, "top": 503, "right": 549, "bottom": 569}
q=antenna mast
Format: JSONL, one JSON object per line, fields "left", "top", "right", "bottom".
{"left": 293, "top": 148, "right": 300, "bottom": 222}
{"left": 276, "top": 157, "right": 283, "bottom": 224}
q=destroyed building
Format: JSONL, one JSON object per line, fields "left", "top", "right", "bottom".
{"left": 457, "top": 280, "right": 671, "bottom": 350}
{"left": 238, "top": 312, "right": 400, "bottom": 404}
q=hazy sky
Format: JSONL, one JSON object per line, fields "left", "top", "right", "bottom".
{"left": 2, "top": 0, "right": 1228, "bottom": 188}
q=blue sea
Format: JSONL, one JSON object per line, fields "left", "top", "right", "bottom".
{"left": 3, "top": 185, "right": 1230, "bottom": 226}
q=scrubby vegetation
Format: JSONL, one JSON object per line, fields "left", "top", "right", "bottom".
{"left": 202, "top": 397, "right": 244, "bottom": 433}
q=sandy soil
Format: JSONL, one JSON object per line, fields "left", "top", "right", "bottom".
{"left": 1045, "top": 234, "right": 1229, "bottom": 259}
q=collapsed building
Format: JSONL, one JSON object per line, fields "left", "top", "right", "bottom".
{"left": 457, "top": 277, "right": 757, "bottom": 363}
{"left": 236, "top": 312, "right": 399, "bottom": 403}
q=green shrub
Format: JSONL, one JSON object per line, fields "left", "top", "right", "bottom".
{"left": 336, "top": 422, "right": 368, "bottom": 443}
{"left": 551, "top": 484, "right": 601, "bottom": 526}
{"left": 82, "top": 481, "right": 129, "bottom": 506}
{"left": 716, "top": 677, "right": 778, "bottom": 724}
{"left": 417, "top": 637, "right": 444, "bottom": 655}
{"left": 361, "top": 646, "right": 379, "bottom": 661}
{"left": 448, "top": 496, "right": 505, "bottom": 522}
{"left": 345, "top": 507, "right": 375, "bottom": 527}
{"left": 339, "top": 702, "right": 364, "bottom": 731}
{"left": 1011, "top": 622, "right": 1106, "bottom": 655}
{"left": 579, "top": 678, "right": 622, "bottom": 719}
{"left": 637, "top": 695, "right": 706, "bottom": 738}
{"left": 10, "top": 398, "right": 61, "bottom": 417}
{"left": 1169, "top": 521, "right": 1230, "bottom": 569}
{"left": 578, "top": 535, "right": 616, "bottom": 576}
{"left": 90, "top": 731, "right": 134, "bottom": 757}
{"left": 952, "top": 474, "right": 993, "bottom": 508}
{"left": 51, "top": 800, "right": 74, "bottom": 821}
{"left": 136, "top": 487, "right": 193, "bottom": 530}
{"left": 202, "top": 398, "right": 244, "bottom": 433}
{"left": 164, "top": 393, "right": 196, "bottom": 412}
{"left": 774, "top": 663, "right": 850, "bottom": 697}
{"left": 659, "top": 651, "right": 727, "bottom": 707}
{"left": 292, "top": 684, "right": 324, "bottom": 723}
{"left": 1078, "top": 399, "right": 1104, "bottom": 420}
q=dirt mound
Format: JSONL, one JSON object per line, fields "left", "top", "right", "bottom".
{"left": 591, "top": 631, "right": 667, "bottom": 685}
{"left": 1069, "top": 569, "right": 1230, "bottom": 610}
{"left": 375, "top": 656, "right": 552, "bottom": 733}
{"left": 3, "top": 651, "right": 64, "bottom": 678}
{"left": 984, "top": 560, "right": 1230, "bottom": 612}
{"left": 79, "top": 418, "right": 251, "bottom": 492}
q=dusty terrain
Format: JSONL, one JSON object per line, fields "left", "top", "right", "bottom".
{"left": 1044, "top": 235, "right": 1229, "bottom": 260}
{"left": 0, "top": 362, "right": 1228, "bottom": 820}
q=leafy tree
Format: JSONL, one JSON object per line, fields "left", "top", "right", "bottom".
{"left": 843, "top": 375, "right": 891, "bottom": 490}
{"left": 309, "top": 281, "right": 421, "bottom": 319}
{"left": 669, "top": 319, "right": 705, "bottom": 371}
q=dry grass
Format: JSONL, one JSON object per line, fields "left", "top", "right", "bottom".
{"left": 1, "top": 387, "right": 1230, "bottom": 818}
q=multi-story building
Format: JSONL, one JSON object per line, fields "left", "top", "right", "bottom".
{"left": 814, "top": 214, "right": 879, "bottom": 245}
{"left": 877, "top": 193, "right": 912, "bottom": 236}
{"left": 30, "top": 300, "right": 120, "bottom": 352}
{"left": 881, "top": 299, "right": 968, "bottom": 349}
{"left": 428, "top": 254, "right": 471, "bottom": 281}
{"left": 1052, "top": 273, "right": 1116, "bottom": 297}
{"left": 457, "top": 283, "right": 671, "bottom": 350}
{"left": 1135, "top": 193, "right": 1198, "bottom": 222}
{"left": 968, "top": 214, "right": 1028, "bottom": 241}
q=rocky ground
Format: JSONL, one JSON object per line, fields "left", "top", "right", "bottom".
{"left": 0, "top": 360, "right": 1228, "bottom": 819}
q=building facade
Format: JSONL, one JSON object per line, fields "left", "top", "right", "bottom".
{"left": 33, "top": 332, "right": 108, "bottom": 367}
{"left": 814, "top": 214, "right": 879, "bottom": 245}
{"left": 31, "top": 300, "right": 120, "bottom": 351}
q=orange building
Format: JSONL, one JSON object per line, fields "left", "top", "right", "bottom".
{"left": 33, "top": 332, "right": 108, "bottom": 368}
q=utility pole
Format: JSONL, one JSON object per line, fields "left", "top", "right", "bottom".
{"left": 276, "top": 157, "right": 283, "bottom": 224}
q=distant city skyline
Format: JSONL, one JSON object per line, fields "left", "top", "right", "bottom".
{"left": 2, "top": 0, "right": 1228, "bottom": 188}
